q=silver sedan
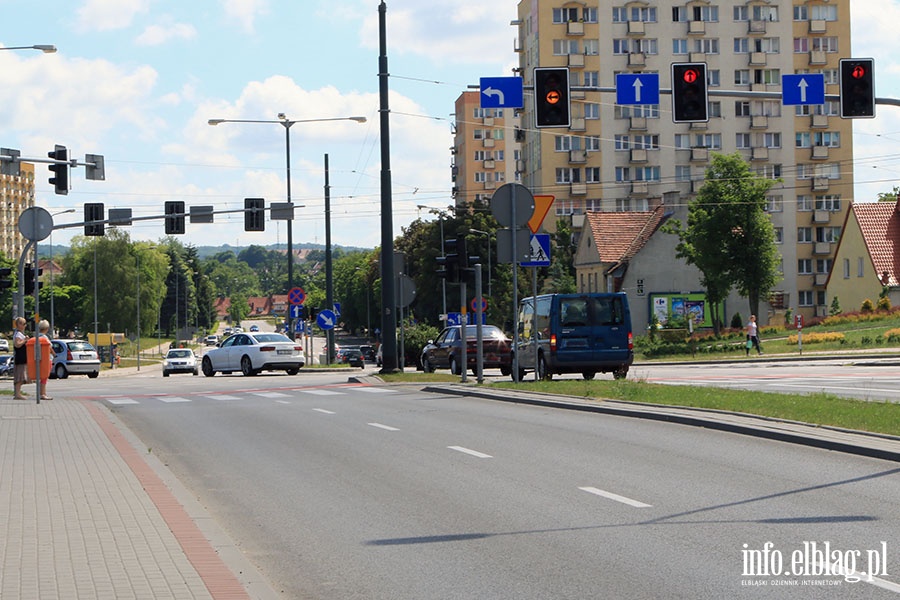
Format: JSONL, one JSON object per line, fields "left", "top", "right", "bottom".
{"left": 201, "top": 332, "right": 304, "bottom": 377}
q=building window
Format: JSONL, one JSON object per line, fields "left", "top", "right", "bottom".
{"left": 734, "top": 38, "right": 749, "bottom": 54}
{"left": 798, "top": 227, "right": 813, "bottom": 243}
{"left": 552, "top": 8, "right": 579, "bottom": 23}
{"left": 734, "top": 69, "right": 750, "bottom": 86}
{"left": 793, "top": 6, "right": 808, "bottom": 21}
{"left": 585, "top": 167, "right": 601, "bottom": 183}
{"left": 816, "top": 259, "right": 832, "bottom": 274}
{"left": 735, "top": 101, "right": 751, "bottom": 117}
{"left": 773, "top": 227, "right": 783, "bottom": 244}
{"left": 843, "top": 258, "right": 850, "bottom": 279}
{"left": 584, "top": 40, "right": 599, "bottom": 56}
{"left": 675, "top": 165, "right": 692, "bottom": 181}
{"left": 615, "top": 198, "right": 631, "bottom": 212}
{"left": 811, "top": 37, "right": 839, "bottom": 53}
{"left": 815, "top": 195, "right": 841, "bottom": 212}
{"left": 858, "top": 257, "right": 865, "bottom": 278}
{"left": 583, "top": 7, "right": 598, "bottom": 23}
{"left": 797, "top": 195, "right": 813, "bottom": 211}
{"left": 816, "top": 227, "right": 841, "bottom": 243}
{"left": 736, "top": 133, "right": 751, "bottom": 149}
{"left": 811, "top": 5, "right": 837, "bottom": 21}
{"left": 585, "top": 136, "right": 601, "bottom": 151}
{"left": 798, "top": 259, "right": 812, "bottom": 275}
{"left": 556, "top": 168, "right": 581, "bottom": 184}
{"left": 553, "top": 39, "right": 580, "bottom": 55}
{"left": 673, "top": 39, "right": 688, "bottom": 55}
{"left": 585, "top": 103, "right": 600, "bottom": 120}
{"left": 766, "top": 195, "right": 783, "bottom": 212}
{"left": 692, "top": 38, "right": 719, "bottom": 55}
{"left": 798, "top": 291, "right": 814, "bottom": 307}
{"left": 753, "top": 6, "right": 778, "bottom": 21}
{"left": 734, "top": 6, "right": 748, "bottom": 21}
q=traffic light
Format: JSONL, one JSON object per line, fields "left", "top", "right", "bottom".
{"left": 84, "top": 203, "right": 105, "bottom": 236}
{"left": 47, "top": 144, "right": 70, "bottom": 195}
{"left": 0, "top": 267, "right": 11, "bottom": 290}
{"left": 244, "top": 197, "right": 265, "bottom": 231}
{"left": 840, "top": 58, "right": 875, "bottom": 119}
{"left": 671, "top": 63, "right": 709, "bottom": 123}
{"left": 534, "top": 67, "right": 570, "bottom": 128}
{"left": 164, "top": 200, "right": 185, "bottom": 235}
{"left": 23, "top": 263, "right": 43, "bottom": 293}
{"left": 438, "top": 238, "right": 460, "bottom": 283}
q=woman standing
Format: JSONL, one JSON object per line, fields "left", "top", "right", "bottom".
{"left": 12, "top": 317, "right": 28, "bottom": 399}
{"left": 36, "top": 320, "right": 56, "bottom": 400}
{"left": 746, "top": 314, "right": 763, "bottom": 356}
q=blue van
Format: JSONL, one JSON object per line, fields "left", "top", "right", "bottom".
{"left": 515, "top": 293, "right": 633, "bottom": 381}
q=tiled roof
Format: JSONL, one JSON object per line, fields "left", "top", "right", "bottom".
{"left": 584, "top": 206, "right": 668, "bottom": 265}
{"left": 853, "top": 200, "right": 900, "bottom": 286}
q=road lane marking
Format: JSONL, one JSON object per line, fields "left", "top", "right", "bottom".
{"left": 355, "top": 388, "right": 395, "bottom": 394}
{"left": 368, "top": 423, "right": 400, "bottom": 431}
{"left": 211, "top": 395, "right": 241, "bottom": 401}
{"left": 252, "top": 391, "right": 290, "bottom": 398}
{"left": 448, "top": 446, "right": 492, "bottom": 459}
{"left": 106, "top": 398, "right": 139, "bottom": 405}
{"left": 579, "top": 487, "right": 652, "bottom": 508}
{"left": 313, "top": 408, "right": 335, "bottom": 414}
{"left": 301, "top": 389, "right": 343, "bottom": 396}
{"left": 159, "top": 396, "right": 191, "bottom": 403}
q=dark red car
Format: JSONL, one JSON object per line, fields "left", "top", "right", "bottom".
{"left": 421, "top": 325, "right": 512, "bottom": 376}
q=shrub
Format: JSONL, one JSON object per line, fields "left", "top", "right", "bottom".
{"left": 878, "top": 296, "right": 892, "bottom": 311}
{"left": 788, "top": 332, "right": 845, "bottom": 344}
{"left": 830, "top": 296, "right": 841, "bottom": 316}
{"left": 884, "top": 328, "right": 900, "bottom": 343}
{"left": 861, "top": 299, "right": 875, "bottom": 313}
{"left": 730, "top": 312, "right": 743, "bottom": 329}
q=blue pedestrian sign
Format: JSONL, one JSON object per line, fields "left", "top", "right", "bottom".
{"left": 316, "top": 309, "right": 336, "bottom": 330}
{"left": 782, "top": 74, "right": 825, "bottom": 105}
{"left": 616, "top": 73, "right": 660, "bottom": 105}
{"left": 479, "top": 77, "right": 524, "bottom": 109}
{"left": 521, "top": 233, "right": 551, "bottom": 267}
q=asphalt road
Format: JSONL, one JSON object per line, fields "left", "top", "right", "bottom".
{"left": 62, "top": 372, "right": 900, "bottom": 599}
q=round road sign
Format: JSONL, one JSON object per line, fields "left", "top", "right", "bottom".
{"left": 288, "top": 287, "right": 306, "bottom": 305}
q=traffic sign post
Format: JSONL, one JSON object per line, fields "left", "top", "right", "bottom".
{"left": 782, "top": 74, "right": 825, "bottom": 105}
{"left": 479, "top": 77, "right": 524, "bottom": 109}
{"left": 616, "top": 73, "right": 660, "bottom": 105}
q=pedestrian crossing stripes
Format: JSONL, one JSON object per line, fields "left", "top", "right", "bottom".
{"left": 100, "top": 385, "right": 395, "bottom": 406}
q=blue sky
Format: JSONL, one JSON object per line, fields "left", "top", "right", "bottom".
{"left": 1, "top": 0, "right": 899, "bottom": 251}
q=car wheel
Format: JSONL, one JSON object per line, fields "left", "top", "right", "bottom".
{"left": 163, "top": 371, "right": 170, "bottom": 377}
{"left": 500, "top": 365, "right": 511, "bottom": 376}
{"left": 613, "top": 367, "right": 628, "bottom": 380}
{"left": 202, "top": 357, "right": 215, "bottom": 377}
{"left": 449, "top": 356, "right": 460, "bottom": 376}
{"left": 88, "top": 371, "right": 99, "bottom": 379}
{"left": 286, "top": 368, "right": 299, "bottom": 375}
{"left": 241, "top": 356, "right": 257, "bottom": 376}
{"left": 55, "top": 364, "right": 68, "bottom": 380}
{"left": 192, "top": 369, "right": 198, "bottom": 376}
{"left": 582, "top": 371, "right": 596, "bottom": 380}
{"left": 537, "top": 354, "right": 552, "bottom": 381}
{"left": 422, "top": 356, "right": 434, "bottom": 373}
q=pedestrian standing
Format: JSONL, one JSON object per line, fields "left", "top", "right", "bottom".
{"left": 12, "top": 316, "right": 28, "bottom": 399}
{"left": 36, "top": 319, "right": 55, "bottom": 400}
{"left": 746, "top": 314, "right": 763, "bottom": 356}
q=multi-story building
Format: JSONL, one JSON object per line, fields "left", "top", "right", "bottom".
{"left": 0, "top": 162, "right": 35, "bottom": 260}
{"left": 512, "top": 0, "right": 853, "bottom": 323}
{"left": 452, "top": 91, "right": 522, "bottom": 209}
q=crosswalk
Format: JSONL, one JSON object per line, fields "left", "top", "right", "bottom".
{"left": 101, "top": 384, "right": 396, "bottom": 406}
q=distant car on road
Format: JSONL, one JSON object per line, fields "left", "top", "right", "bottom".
{"left": 421, "top": 325, "right": 512, "bottom": 376}
{"left": 205, "top": 334, "right": 220, "bottom": 346}
{"left": 341, "top": 348, "right": 365, "bottom": 368}
{"left": 163, "top": 348, "right": 199, "bottom": 376}
{"left": 201, "top": 332, "right": 304, "bottom": 377}
{"left": 50, "top": 339, "right": 101, "bottom": 379}
{"left": 249, "top": 324, "right": 259, "bottom": 332}
{"left": 0, "top": 338, "right": 9, "bottom": 353}
{"left": 0, "top": 354, "right": 12, "bottom": 377}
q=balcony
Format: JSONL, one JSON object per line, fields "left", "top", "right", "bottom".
{"left": 751, "top": 147, "right": 769, "bottom": 161}
{"left": 568, "top": 150, "right": 587, "bottom": 164}
{"left": 630, "top": 148, "right": 648, "bottom": 163}
{"left": 567, "top": 21, "right": 584, "bottom": 36}
{"left": 571, "top": 89, "right": 586, "bottom": 100}
{"left": 751, "top": 82, "right": 769, "bottom": 92}
{"left": 691, "top": 179, "right": 704, "bottom": 194}
{"left": 482, "top": 138, "right": 495, "bottom": 148}
{"left": 516, "top": 159, "right": 526, "bottom": 172}
{"left": 483, "top": 181, "right": 496, "bottom": 190}
{"left": 809, "top": 19, "right": 827, "bottom": 34}
{"left": 811, "top": 145, "right": 829, "bottom": 160}
{"left": 809, "top": 50, "right": 827, "bottom": 65}
{"left": 569, "top": 116, "right": 586, "bottom": 131}
{"left": 483, "top": 159, "right": 495, "bottom": 169}
{"left": 812, "top": 177, "right": 830, "bottom": 191}
{"left": 690, "top": 147, "right": 709, "bottom": 162}
{"left": 570, "top": 182, "right": 587, "bottom": 196}
{"left": 815, "top": 273, "right": 829, "bottom": 287}
{"left": 811, "top": 113, "right": 829, "bottom": 128}
{"left": 749, "top": 52, "right": 767, "bottom": 66}
{"left": 568, "top": 53, "right": 585, "bottom": 68}
{"left": 748, "top": 19, "right": 767, "bottom": 34}
{"left": 628, "top": 52, "right": 646, "bottom": 68}
{"left": 631, "top": 181, "right": 649, "bottom": 195}
{"left": 629, "top": 116, "right": 647, "bottom": 131}
{"left": 813, "top": 209, "right": 832, "bottom": 224}
{"left": 813, "top": 241, "right": 832, "bottom": 255}
{"left": 751, "top": 115, "right": 768, "bottom": 129}
{"left": 627, "top": 20, "right": 645, "bottom": 35}
{"left": 689, "top": 52, "right": 706, "bottom": 63}
{"left": 690, "top": 120, "right": 707, "bottom": 130}
{"left": 688, "top": 20, "right": 705, "bottom": 35}
{"left": 483, "top": 117, "right": 494, "bottom": 126}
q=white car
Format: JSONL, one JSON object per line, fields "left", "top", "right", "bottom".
{"left": 0, "top": 338, "right": 9, "bottom": 352}
{"left": 201, "top": 332, "right": 304, "bottom": 377}
{"left": 163, "top": 348, "right": 198, "bottom": 376}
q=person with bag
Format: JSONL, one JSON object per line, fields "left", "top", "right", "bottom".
{"left": 12, "top": 317, "right": 28, "bottom": 399}
{"left": 745, "top": 314, "right": 763, "bottom": 356}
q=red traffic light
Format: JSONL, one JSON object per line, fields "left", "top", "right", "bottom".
{"left": 682, "top": 68, "right": 700, "bottom": 84}
{"left": 851, "top": 65, "right": 867, "bottom": 79}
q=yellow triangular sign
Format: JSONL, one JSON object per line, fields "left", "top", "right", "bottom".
{"left": 528, "top": 195, "right": 555, "bottom": 234}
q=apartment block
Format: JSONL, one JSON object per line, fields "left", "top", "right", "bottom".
{"left": 0, "top": 161, "right": 35, "bottom": 260}
{"left": 511, "top": 0, "right": 853, "bottom": 323}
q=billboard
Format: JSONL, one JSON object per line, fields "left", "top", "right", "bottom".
{"left": 650, "top": 292, "right": 723, "bottom": 328}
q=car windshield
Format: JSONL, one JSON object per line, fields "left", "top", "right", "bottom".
{"left": 168, "top": 350, "right": 192, "bottom": 358}
{"left": 67, "top": 341, "right": 95, "bottom": 352}
{"left": 252, "top": 333, "right": 292, "bottom": 343}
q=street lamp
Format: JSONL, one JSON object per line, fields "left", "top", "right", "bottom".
{"left": 419, "top": 205, "right": 453, "bottom": 320}
{"left": 0, "top": 45, "right": 57, "bottom": 53}
{"left": 469, "top": 228, "right": 492, "bottom": 298}
{"left": 49, "top": 208, "right": 75, "bottom": 336}
{"left": 207, "top": 114, "right": 367, "bottom": 296}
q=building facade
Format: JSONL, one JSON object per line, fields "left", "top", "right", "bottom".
{"left": 513, "top": 0, "right": 853, "bottom": 323}
{"left": 0, "top": 162, "right": 35, "bottom": 261}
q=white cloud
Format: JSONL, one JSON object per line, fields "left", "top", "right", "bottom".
{"left": 75, "top": 0, "right": 151, "bottom": 32}
{"left": 135, "top": 22, "right": 197, "bottom": 46}
{"left": 220, "top": 0, "right": 270, "bottom": 34}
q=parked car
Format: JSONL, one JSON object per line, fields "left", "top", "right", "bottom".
{"left": 341, "top": 348, "right": 365, "bottom": 368}
{"left": 359, "top": 344, "right": 375, "bottom": 362}
{"left": 205, "top": 334, "right": 220, "bottom": 346}
{"left": 50, "top": 339, "right": 101, "bottom": 379}
{"left": 163, "top": 348, "right": 199, "bottom": 376}
{"left": 335, "top": 345, "right": 359, "bottom": 363}
{"left": 201, "top": 332, "right": 304, "bottom": 377}
{"left": 0, "top": 354, "right": 12, "bottom": 377}
{"left": 249, "top": 324, "right": 259, "bottom": 332}
{"left": 0, "top": 338, "right": 9, "bottom": 352}
{"left": 421, "top": 325, "right": 512, "bottom": 376}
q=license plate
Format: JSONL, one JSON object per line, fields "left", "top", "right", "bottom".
{"left": 80, "top": 354, "right": 93, "bottom": 359}
{"left": 277, "top": 349, "right": 292, "bottom": 355}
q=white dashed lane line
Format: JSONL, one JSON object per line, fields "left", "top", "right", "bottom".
{"left": 448, "top": 446, "right": 493, "bottom": 459}
{"left": 313, "top": 408, "right": 336, "bottom": 414}
{"left": 368, "top": 423, "right": 400, "bottom": 431}
{"left": 579, "top": 486, "right": 652, "bottom": 508}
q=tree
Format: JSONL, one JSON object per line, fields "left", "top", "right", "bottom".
{"left": 877, "top": 186, "right": 900, "bottom": 203}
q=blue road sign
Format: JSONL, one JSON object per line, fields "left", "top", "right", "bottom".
{"left": 479, "top": 77, "right": 524, "bottom": 109}
{"left": 782, "top": 74, "right": 825, "bottom": 105}
{"left": 521, "top": 233, "right": 551, "bottom": 267}
{"left": 616, "top": 73, "right": 660, "bottom": 105}
{"left": 295, "top": 320, "right": 305, "bottom": 333}
{"left": 316, "top": 309, "right": 337, "bottom": 330}
{"left": 446, "top": 312, "right": 462, "bottom": 326}
{"left": 333, "top": 302, "right": 341, "bottom": 317}
{"left": 289, "top": 304, "right": 304, "bottom": 319}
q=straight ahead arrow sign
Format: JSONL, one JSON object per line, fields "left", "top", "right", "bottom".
{"left": 633, "top": 78, "right": 643, "bottom": 103}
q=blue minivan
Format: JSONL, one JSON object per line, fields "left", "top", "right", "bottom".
{"left": 515, "top": 293, "right": 633, "bottom": 381}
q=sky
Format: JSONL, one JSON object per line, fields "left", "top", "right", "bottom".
{"left": 1, "top": 0, "right": 900, "bottom": 251}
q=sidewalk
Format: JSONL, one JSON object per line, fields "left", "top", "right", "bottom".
{"left": 0, "top": 395, "right": 279, "bottom": 599}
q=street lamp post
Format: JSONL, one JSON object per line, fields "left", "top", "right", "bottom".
{"left": 49, "top": 208, "right": 75, "bottom": 336}
{"left": 207, "top": 114, "right": 367, "bottom": 297}
{"left": 419, "top": 206, "right": 451, "bottom": 321}
{"left": 469, "top": 228, "right": 492, "bottom": 298}
{"left": 0, "top": 45, "right": 56, "bottom": 53}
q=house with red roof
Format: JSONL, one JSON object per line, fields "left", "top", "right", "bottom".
{"left": 825, "top": 200, "right": 900, "bottom": 312}
{"left": 574, "top": 195, "right": 749, "bottom": 331}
